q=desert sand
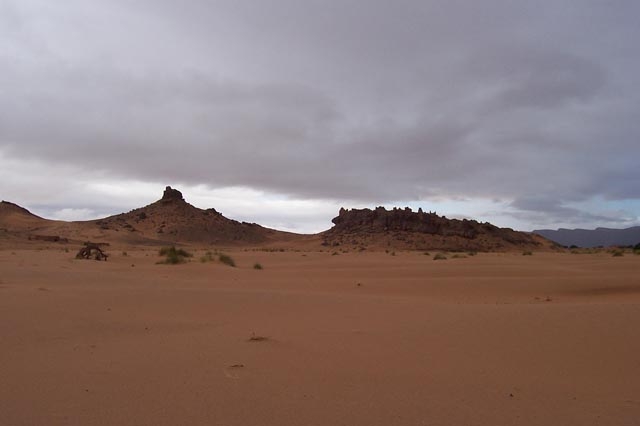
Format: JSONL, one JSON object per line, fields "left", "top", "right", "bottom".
{"left": 1, "top": 246, "right": 639, "bottom": 426}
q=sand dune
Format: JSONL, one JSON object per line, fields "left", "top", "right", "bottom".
{"left": 1, "top": 247, "right": 639, "bottom": 425}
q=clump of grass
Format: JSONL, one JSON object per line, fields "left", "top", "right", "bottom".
{"left": 253, "top": 262, "right": 263, "bottom": 270}
{"left": 218, "top": 253, "right": 236, "bottom": 267}
{"left": 467, "top": 251, "right": 477, "bottom": 256}
{"left": 452, "top": 254, "right": 467, "bottom": 259}
{"left": 331, "top": 251, "right": 339, "bottom": 256}
{"left": 423, "top": 252, "right": 431, "bottom": 256}
{"left": 158, "top": 246, "right": 192, "bottom": 264}
{"left": 433, "top": 253, "right": 447, "bottom": 260}
{"left": 159, "top": 246, "right": 190, "bottom": 257}
{"left": 390, "top": 251, "right": 396, "bottom": 256}
{"left": 122, "top": 251, "right": 128, "bottom": 257}
{"left": 522, "top": 251, "right": 533, "bottom": 256}
{"left": 611, "top": 249, "right": 624, "bottom": 257}
{"left": 200, "top": 251, "right": 215, "bottom": 263}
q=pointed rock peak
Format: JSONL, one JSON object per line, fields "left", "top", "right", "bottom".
{"left": 161, "top": 186, "right": 184, "bottom": 202}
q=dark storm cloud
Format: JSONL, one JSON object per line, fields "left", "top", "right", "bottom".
{"left": 1, "top": 0, "right": 639, "bottom": 226}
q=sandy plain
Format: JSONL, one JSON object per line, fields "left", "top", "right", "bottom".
{"left": 1, "top": 247, "right": 639, "bottom": 426}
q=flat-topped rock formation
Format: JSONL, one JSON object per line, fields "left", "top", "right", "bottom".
{"left": 322, "top": 206, "right": 554, "bottom": 251}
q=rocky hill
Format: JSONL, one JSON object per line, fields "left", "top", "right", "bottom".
{"left": 2, "top": 188, "right": 556, "bottom": 251}
{"left": 88, "top": 186, "right": 293, "bottom": 245}
{"left": 0, "top": 201, "right": 45, "bottom": 223}
{"left": 322, "top": 206, "right": 554, "bottom": 251}
{"left": 0, "top": 187, "right": 297, "bottom": 247}
{"left": 0, "top": 200, "right": 51, "bottom": 233}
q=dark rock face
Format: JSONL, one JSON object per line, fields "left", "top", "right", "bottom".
{"left": 330, "top": 206, "right": 480, "bottom": 238}
{"left": 324, "top": 206, "right": 544, "bottom": 251}
{"left": 161, "top": 186, "right": 184, "bottom": 202}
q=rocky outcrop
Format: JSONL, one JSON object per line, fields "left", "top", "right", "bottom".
{"left": 90, "top": 186, "right": 286, "bottom": 245}
{"left": 161, "top": 186, "right": 184, "bottom": 202}
{"left": 330, "top": 206, "right": 481, "bottom": 237}
{"left": 323, "top": 206, "right": 552, "bottom": 251}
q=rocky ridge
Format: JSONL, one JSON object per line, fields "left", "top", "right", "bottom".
{"left": 1, "top": 188, "right": 556, "bottom": 251}
{"left": 322, "top": 206, "right": 553, "bottom": 251}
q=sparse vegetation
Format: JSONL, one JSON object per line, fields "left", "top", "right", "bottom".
{"left": 611, "top": 249, "right": 624, "bottom": 257}
{"left": 467, "top": 251, "right": 477, "bottom": 256}
{"left": 158, "top": 246, "right": 192, "bottom": 264}
{"left": 253, "top": 262, "right": 263, "bottom": 270}
{"left": 218, "top": 253, "right": 236, "bottom": 267}
{"left": 256, "top": 247, "right": 286, "bottom": 253}
{"left": 452, "top": 254, "right": 467, "bottom": 259}
{"left": 423, "top": 252, "right": 430, "bottom": 256}
{"left": 200, "top": 251, "right": 215, "bottom": 263}
{"left": 522, "top": 251, "right": 533, "bottom": 256}
{"left": 122, "top": 251, "right": 128, "bottom": 256}
{"left": 570, "top": 247, "right": 602, "bottom": 255}
{"left": 433, "top": 253, "right": 447, "bottom": 260}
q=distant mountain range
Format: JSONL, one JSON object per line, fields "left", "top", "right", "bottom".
{"left": 533, "top": 226, "right": 640, "bottom": 248}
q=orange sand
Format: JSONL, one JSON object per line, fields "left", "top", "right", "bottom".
{"left": 1, "top": 248, "right": 639, "bottom": 425}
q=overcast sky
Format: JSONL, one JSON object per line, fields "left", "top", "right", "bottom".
{"left": 1, "top": 0, "right": 639, "bottom": 233}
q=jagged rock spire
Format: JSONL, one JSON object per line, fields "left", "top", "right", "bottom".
{"left": 161, "top": 186, "right": 184, "bottom": 202}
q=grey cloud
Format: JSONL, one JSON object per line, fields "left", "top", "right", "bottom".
{"left": 1, "top": 0, "right": 639, "bottom": 229}
{"left": 509, "top": 196, "right": 636, "bottom": 229}
{"left": 467, "top": 49, "right": 608, "bottom": 110}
